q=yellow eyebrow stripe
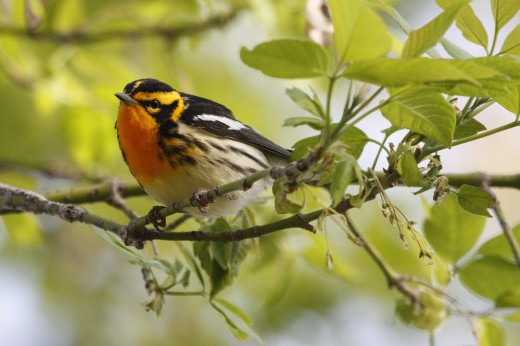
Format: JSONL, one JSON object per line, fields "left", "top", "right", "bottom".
{"left": 133, "top": 91, "right": 180, "bottom": 105}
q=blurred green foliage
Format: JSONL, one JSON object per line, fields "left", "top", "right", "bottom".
{"left": 1, "top": 1, "right": 520, "bottom": 346}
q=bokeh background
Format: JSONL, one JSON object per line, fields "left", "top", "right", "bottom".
{"left": 0, "top": 0, "right": 519, "bottom": 345}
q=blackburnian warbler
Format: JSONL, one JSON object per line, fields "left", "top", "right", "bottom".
{"left": 115, "top": 78, "right": 291, "bottom": 216}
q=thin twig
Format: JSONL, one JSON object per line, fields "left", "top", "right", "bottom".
{"left": 481, "top": 175, "right": 520, "bottom": 269}
{"left": 343, "top": 212, "right": 419, "bottom": 303}
{"left": 106, "top": 180, "right": 139, "bottom": 219}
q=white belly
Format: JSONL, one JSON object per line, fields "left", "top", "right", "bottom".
{"left": 143, "top": 136, "right": 272, "bottom": 216}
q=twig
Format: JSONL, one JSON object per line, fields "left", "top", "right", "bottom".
{"left": 481, "top": 175, "right": 520, "bottom": 269}
{"left": 0, "top": 8, "right": 243, "bottom": 44}
{"left": 106, "top": 180, "right": 139, "bottom": 219}
{"left": 343, "top": 212, "right": 419, "bottom": 303}
{"left": 44, "top": 180, "right": 143, "bottom": 205}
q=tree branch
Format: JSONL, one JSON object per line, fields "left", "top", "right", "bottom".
{"left": 37, "top": 172, "right": 520, "bottom": 208}
{"left": 0, "top": 8, "right": 243, "bottom": 44}
{"left": 2, "top": 168, "right": 520, "bottom": 247}
{"left": 0, "top": 182, "right": 148, "bottom": 248}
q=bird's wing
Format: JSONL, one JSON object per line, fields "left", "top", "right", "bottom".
{"left": 180, "top": 93, "right": 292, "bottom": 160}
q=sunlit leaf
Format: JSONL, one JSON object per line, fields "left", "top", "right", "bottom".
{"left": 283, "top": 117, "right": 323, "bottom": 130}
{"left": 330, "top": 154, "right": 356, "bottom": 205}
{"left": 272, "top": 179, "right": 303, "bottom": 214}
{"left": 454, "top": 118, "right": 486, "bottom": 139}
{"left": 402, "top": 0, "right": 470, "bottom": 58}
{"left": 330, "top": 0, "right": 391, "bottom": 62}
{"left": 240, "top": 39, "right": 329, "bottom": 78}
{"left": 491, "top": 0, "right": 520, "bottom": 30}
{"left": 211, "top": 299, "right": 262, "bottom": 343}
{"left": 505, "top": 310, "right": 520, "bottom": 323}
{"left": 424, "top": 194, "right": 486, "bottom": 264}
{"left": 441, "top": 56, "right": 520, "bottom": 97}
{"left": 456, "top": 184, "right": 493, "bottom": 217}
{"left": 286, "top": 87, "right": 324, "bottom": 118}
{"left": 381, "top": 87, "right": 456, "bottom": 147}
{"left": 397, "top": 150, "right": 423, "bottom": 186}
{"left": 441, "top": 39, "right": 474, "bottom": 59}
{"left": 494, "top": 86, "right": 520, "bottom": 116}
{"left": 478, "top": 224, "right": 520, "bottom": 261}
{"left": 436, "top": 0, "right": 488, "bottom": 49}
{"left": 291, "top": 125, "right": 368, "bottom": 160}
{"left": 343, "top": 58, "right": 499, "bottom": 87}
{"left": 396, "top": 291, "right": 447, "bottom": 330}
{"left": 499, "top": 24, "right": 520, "bottom": 55}
{"left": 3, "top": 213, "right": 42, "bottom": 246}
{"left": 460, "top": 256, "right": 520, "bottom": 306}
{"left": 475, "top": 318, "right": 505, "bottom": 346}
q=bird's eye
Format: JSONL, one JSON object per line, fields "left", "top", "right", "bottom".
{"left": 150, "top": 100, "right": 160, "bottom": 109}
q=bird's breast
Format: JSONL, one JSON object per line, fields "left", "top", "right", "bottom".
{"left": 116, "top": 105, "right": 174, "bottom": 183}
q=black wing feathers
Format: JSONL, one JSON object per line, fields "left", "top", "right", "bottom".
{"left": 180, "top": 93, "right": 291, "bottom": 160}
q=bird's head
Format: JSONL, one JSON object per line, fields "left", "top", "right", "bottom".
{"left": 115, "top": 78, "right": 184, "bottom": 124}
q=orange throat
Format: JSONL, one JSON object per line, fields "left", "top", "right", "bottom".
{"left": 116, "top": 105, "right": 172, "bottom": 183}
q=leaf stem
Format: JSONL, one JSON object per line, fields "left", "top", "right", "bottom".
{"left": 371, "top": 132, "right": 391, "bottom": 170}
{"left": 481, "top": 177, "right": 520, "bottom": 269}
{"left": 331, "top": 86, "right": 384, "bottom": 140}
{"left": 421, "top": 120, "right": 520, "bottom": 157}
{"left": 323, "top": 75, "right": 339, "bottom": 147}
{"left": 489, "top": 19, "right": 500, "bottom": 56}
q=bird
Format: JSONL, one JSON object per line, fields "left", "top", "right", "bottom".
{"left": 115, "top": 78, "right": 291, "bottom": 216}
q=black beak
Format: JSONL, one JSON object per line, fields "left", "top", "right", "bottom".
{"left": 115, "top": 92, "right": 139, "bottom": 105}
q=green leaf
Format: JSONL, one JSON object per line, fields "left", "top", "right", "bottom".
{"left": 402, "top": 0, "right": 471, "bottom": 58}
{"left": 272, "top": 179, "right": 303, "bottom": 214}
{"left": 330, "top": 155, "right": 356, "bottom": 205}
{"left": 454, "top": 118, "right": 486, "bottom": 139}
{"left": 286, "top": 87, "right": 323, "bottom": 118}
{"left": 397, "top": 151, "right": 423, "bottom": 186}
{"left": 291, "top": 136, "right": 319, "bottom": 161}
{"left": 456, "top": 185, "right": 493, "bottom": 217}
{"left": 424, "top": 194, "right": 486, "bottom": 264}
{"left": 436, "top": 0, "right": 488, "bottom": 49}
{"left": 336, "top": 125, "right": 369, "bottom": 158}
{"left": 499, "top": 23, "right": 520, "bottom": 55}
{"left": 343, "top": 58, "right": 499, "bottom": 87}
{"left": 240, "top": 39, "right": 329, "bottom": 79}
{"left": 396, "top": 291, "right": 447, "bottom": 330}
{"left": 491, "top": 0, "right": 520, "bottom": 30}
{"left": 440, "top": 56, "right": 520, "bottom": 97}
{"left": 460, "top": 256, "right": 520, "bottom": 306}
{"left": 210, "top": 300, "right": 263, "bottom": 343}
{"left": 291, "top": 125, "right": 368, "bottom": 160}
{"left": 478, "top": 224, "right": 520, "bottom": 261}
{"left": 505, "top": 310, "right": 520, "bottom": 323}
{"left": 283, "top": 117, "right": 323, "bottom": 130}
{"left": 381, "top": 87, "right": 456, "bottom": 147}
{"left": 330, "top": 0, "right": 391, "bottom": 62}
{"left": 494, "top": 85, "right": 520, "bottom": 116}
{"left": 496, "top": 287, "right": 520, "bottom": 307}
{"left": 440, "top": 39, "right": 474, "bottom": 59}
{"left": 475, "top": 318, "right": 505, "bottom": 346}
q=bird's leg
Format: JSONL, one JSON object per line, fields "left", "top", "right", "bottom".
{"left": 190, "top": 188, "right": 214, "bottom": 214}
{"left": 145, "top": 205, "right": 167, "bottom": 231}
